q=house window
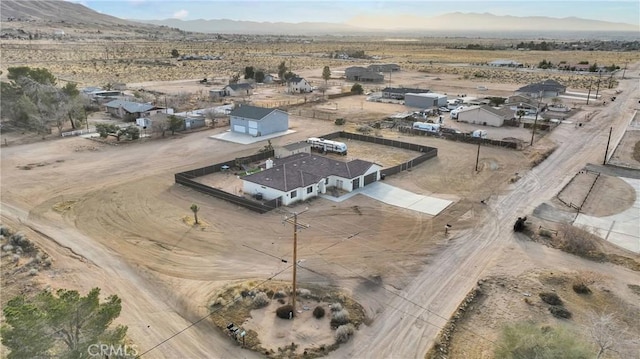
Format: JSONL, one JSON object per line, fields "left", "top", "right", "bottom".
{"left": 306, "top": 186, "right": 313, "bottom": 194}
{"left": 290, "top": 190, "right": 297, "bottom": 198}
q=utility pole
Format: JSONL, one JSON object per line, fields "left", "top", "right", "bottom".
{"left": 475, "top": 141, "right": 481, "bottom": 171}
{"left": 603, "top": 127, "right": 613, "bottom": 165}
{"left": 530, "top": 92, "right": 542, "bottom": 146}
{"left": 283, "top": 209, "right": 309, "bottom": 312}
{"left": 622, "top": 63, "right": 627, "bottom": 79}
{"left": 595, "top": 70, "right": 603, "bottom": 101}
{"left": 586, "top": 77, "right": 593, "bottom": 105}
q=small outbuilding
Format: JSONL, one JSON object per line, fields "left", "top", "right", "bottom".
{"left": 104, "top": 99, "right": 167, "bottom": 120}
{"left": 229, "top": 104, "right": 288, "bottom": 137}
{"left": 275, "top": 142, "right": 311, "bottom": 158}
{"left": 405, "top": 93, "right": 447, "bottom": 108}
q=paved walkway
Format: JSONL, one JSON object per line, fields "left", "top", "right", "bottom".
{"left": 321, "top": 181, "right": 453, "bottom": 216}
{"left": 209, "top": 129, "right": 296, "bottom": 144}
{"left": 574, "top": 177, "right": 640, "bottom": 253}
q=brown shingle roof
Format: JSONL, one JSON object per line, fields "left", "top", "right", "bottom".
{"left": 243, "top": 153, "right": 376, "bottom": 192}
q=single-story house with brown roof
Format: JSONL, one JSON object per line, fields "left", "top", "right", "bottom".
{"left": 456, "top": 105, "right": 515, "bottom": 127}
{"left": 242, "top": 153, "right": 381, "bottom": 205}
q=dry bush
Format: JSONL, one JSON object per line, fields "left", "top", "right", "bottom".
{"left": 331, "top": 309, "right": 350, "bottom": 327}
{"left": 330, "top": 302, "right": 343, "bottom": 312}
{"left": 549, "top": 306, "right": 572, "bottom": 319}
{"left": 313, "top": 306, "right": 325, "bottom": 319}
{"left": 335, "top": 324, "right": 355, "bottom": 344}
{"left": 539, "top": 292, "right": 563, "bottom": 306}
{"left": 572, "top": 283, "right": 592, "bottom": 294}
{"left": 276, "top": 305, "right": 294, "bottom": 320}
{"left": 273, "top": 290, "right": 287, "bottom": 299}
{"left": 253, "top": 292, "right": 270, "bottom": 308}
{"left": 558, "top": 223, "right": 602, "bottom": 259}
{"left": 296, "top": 288, "right": 311, "bottom": 298}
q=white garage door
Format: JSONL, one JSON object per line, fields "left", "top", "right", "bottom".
{"left": 233, "top": 125, "right": 245, "bottom": 133}
{"left": 248, "top": 128, "right": 258, "bottom": 136}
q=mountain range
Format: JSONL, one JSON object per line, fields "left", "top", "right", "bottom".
{"left": 1, "top": 0, "right": 637, "bottom": 37}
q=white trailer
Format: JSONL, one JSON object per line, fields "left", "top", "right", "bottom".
{"left": 307, "top": 137, "right": 348, "bottom": 155}
{"left": 412, "top": 122, "right": 441, "bottom": 133}
{"left": 471, "top": 129, "right": 487, "bottom": 138}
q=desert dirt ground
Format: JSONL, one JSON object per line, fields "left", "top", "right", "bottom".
{"left": 2, "top": 38, "right": 640, "bottom": 358}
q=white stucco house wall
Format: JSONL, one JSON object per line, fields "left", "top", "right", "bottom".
{"left": 242, "top": 153, "right": 381, "bottom": 206}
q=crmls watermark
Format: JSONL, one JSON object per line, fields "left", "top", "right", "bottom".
{"left": 87, "top": 344, "right": 139, "bottom": 357}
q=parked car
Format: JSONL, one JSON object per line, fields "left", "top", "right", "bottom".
{"left": 439, "top": 106, "right": 450, "bottom": 112}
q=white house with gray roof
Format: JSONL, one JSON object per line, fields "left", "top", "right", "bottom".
{"left": 229, "top": 104, "right": 288, "bottom": 137}
{"left": 242, "top": 153, "right": 381, "bottom": 205}
{"left": 224, "top": 83, "right": 253, "bottom": 97}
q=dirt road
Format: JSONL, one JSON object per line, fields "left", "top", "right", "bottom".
{"left": 336, "top": 63, "right": 640, "bottom": 358}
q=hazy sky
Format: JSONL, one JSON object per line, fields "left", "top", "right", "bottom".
{"left": 67, "top": 0, "right": 640, "bottom": 26}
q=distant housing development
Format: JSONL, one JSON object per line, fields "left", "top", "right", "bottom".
{"left": 242, "top": 153, "right": 382, "bottom": 206}
{"left": 488, "top": 59, "right": 523, "bottom": 67}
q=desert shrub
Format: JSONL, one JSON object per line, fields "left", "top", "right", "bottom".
{"left": 351, "top": 83, "right": 364, "bottom": 94}
{"left": 334, "top": 118, "right": 345, "bottom": 126}
{"left": 572, "top": 283, "right": 591, "bottom": 294}
{"left": 335, "top": 324, "right": 355, "bottom": 344}
{"left": 539, "top": 292, "right": 563, "bottom": 306}
{"left": 0, "top": 225, "right": 9, "bottom": 236}
{"left": 356, "top": 125, "right": 372, "bottom": 134}
{"left": 273, "top": 290, "right": 287, "bottom": 299}
{"left": 253, "top": 292, "right": 270, "bottom": 308}
{"left": 539, "top": 228, "right": 553, "bottom": 238}
{"left": 330, "top": 302, "right": 343, "bottom": 312}
{"left": 549, "top": 306, "right": 572, "bottom": 319}
{"left": 495, "top": 322, "right": 589, "bottom": 358}
{"left": 330, "top": 309, "right": 350, "bottom": 327}
{"left": 9, "top": 233, "right": 35, "bottom": 253}
{"left": 297, "top": 288, "right": 311, "bottom": 298}
{"left": 276, "top": 305, "right": 294, "bottom": 320}
{"left": 313, "top": 306, "right": 325, "bottom": 319}
{"left": 2, "top": 244, "right": 14, "bottom": 252}
{"left": 277, "top": 298, "right": 285, "bottom": 304}
{"left": 28, "top": 268, "right": 38, "bottom": 276}
{"left": 558, "top": 223, "right": 601, "bottom": 258}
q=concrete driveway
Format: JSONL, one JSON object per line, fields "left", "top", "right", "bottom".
{"left": 573, "top": 177, "right": 640, "bottom": 253}
{"left": 322, "top": 181, "right": 452, "bottom": 216}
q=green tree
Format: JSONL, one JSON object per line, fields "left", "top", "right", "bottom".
{"left": 277, "top": 61, "right": 287, "bottom": 82}
{"left": 7, "top": 66, "right": 57, "bottom": 85}
{"left": 494, "top": 322, "right": 591, "bottom": 359}
{"left": 1, "top": 288, "right": 127, "bottom": 359}
{"left": 589, "top": 63, "right": 599, "bottom": 72}
{"left": 322, "top": 66, "right": 331, "bottom": 83}
{"left": 254, "top": 70, "right": 265, "bottom": 83}
{"left": 171, "top": 49, "right": 180, "bottom": 58}
{"left": 190, "top": 204, "right": 200, "bottom": 224}
{"left": 283, "top": 71, "right": 297, "bottom": 81}
{"left": 95, "top": 123, "right": 121, "bottom": 140}
{"left": 167, "top": 115, "right": 183, "bottom": 135}
{"left": 244, "top": 66, "right": 255, "bottom": 80}
{"left": 488, "top": 97, "right": 506, "bottom": 106}
{"left": 124, "top": 125, "right": 140, "bottom": 140}
{"left": 351, "top": 83, "right": 364, "bottom": 94}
